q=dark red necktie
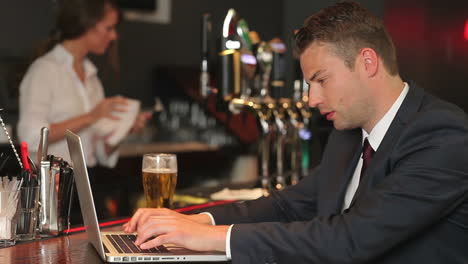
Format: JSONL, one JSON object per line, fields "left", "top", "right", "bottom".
{"left": 360, "top": 138, "right": 375, "bottom": 180}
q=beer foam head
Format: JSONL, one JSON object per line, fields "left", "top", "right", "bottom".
{"left": 143, "top": 168, "right": 177, "bottom": 173}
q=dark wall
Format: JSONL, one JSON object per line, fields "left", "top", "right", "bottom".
{"left": 385, "top": 0, "right": 468, "bottom": 112}
{"left": 0, "top": 0, "right": 54, "bottom": 58}
{"left": 0, "top": 0, "right": 467, "bottom": 113}
{"left": 114, "top": 0, "right": 283, "bottom": 106}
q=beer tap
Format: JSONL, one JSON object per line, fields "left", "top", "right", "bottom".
{"left": 272, "top": 100, "right": 289, "bottom": 190}
{"left": 293, "top": 74, "right": 314, "bottom": 180}
{"left": 227, "top": 96, "right": 276, "bottom": 195}
{"left": 256, "top": 41, "right": 273, "bottom": 98}
{"left": 269, "top": 38, "right": 287, "bottom": 99}
{"left": 200, "top": 13, "right": 212, "bottom": 98}
{"left": 215, "top": 8, "right": 242, "bottom": 123}
{"left": 285, "top": 72, "right": 316, "bottom": 185}
{"left": 219, "top": 9, "right": 241, "bottom": 104}
{"left": 286, "top": 99, "right": 303, "bottom": 186}
{"left": 264, "top": 37, "right": 287, "bottom": 190}
{"left": 208, "top": 9, "right": 312, "bottom": 193}
{"left": 255, "top": 101, "right": 276, "bottom": 196}
{"left": 226, "top": 17, "right": 261, "bottom": 115}
{"left": 236, "top": 19, "right": 257, "bottom": 100}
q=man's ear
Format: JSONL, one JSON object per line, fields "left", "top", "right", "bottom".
{"left": 360, "top": 48, "right": 378, "bottom": 77}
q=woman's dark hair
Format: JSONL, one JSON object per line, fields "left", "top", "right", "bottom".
{"left": 294, "top": 1, "right": 399, "bottom": 76}
{"left": 38, "top": 0, "right": 121, "bottom": 56}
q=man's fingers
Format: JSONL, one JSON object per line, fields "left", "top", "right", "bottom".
{"left": 137, "top": 209, "right": 161, "bottom": 231}
{"left": 127, "top": 208, "right": 179, "bottom": 234}
{"left": 139, "top": 208, "right": 173, "bottom": 226}
{"left": 135, "top": 217, "right": 176, "bottom": 245}
{"left": 126, "top": 208, "right": 146, "bottom": 232}
{"left": 134, "top": 222, "right": 162, "bottom": 245}
{"left": 140, "top": 234, "right": 172, "bottom": 250}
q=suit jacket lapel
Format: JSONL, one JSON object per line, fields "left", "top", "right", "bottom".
{"left": 318, "top": 129, "right": 362, "bottom": 216}
{"left": 350, "top": 82, "right": 425, "bottom": 207}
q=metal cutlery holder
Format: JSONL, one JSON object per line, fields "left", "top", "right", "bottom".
{"left": 38, "top": 156, "right": 74, "bottom": 237}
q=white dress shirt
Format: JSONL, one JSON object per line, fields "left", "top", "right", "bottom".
{"left": 18, "top": 44, "right": 118, "bottom": 167}
{"left": 342, "top": 82, "right": 409, "bottom": 210}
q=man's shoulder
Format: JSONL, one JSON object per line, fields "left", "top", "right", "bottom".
{"left": 399, "top": 84, "right": 467, "bottom": 128}
{"left": 396, "top": 94, "right": 468, "bottom": 152}
{"left": 414, "top": 91, "right": 468, "bottom": 127}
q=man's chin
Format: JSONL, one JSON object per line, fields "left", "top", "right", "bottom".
{"left": 333, "top": 121, "right": 358, "bottom": 131}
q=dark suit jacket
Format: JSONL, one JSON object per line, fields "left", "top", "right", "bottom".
{"left": 206, "top": 84, "right": 468, "bottom": 263}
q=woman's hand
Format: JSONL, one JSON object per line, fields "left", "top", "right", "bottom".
{"left": 129, "top": 111, "right": 152, "bottom": 134}
{"left": 89, "top": 96, "right": 128, "bottom": 122}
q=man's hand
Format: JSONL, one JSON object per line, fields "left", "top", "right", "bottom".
{"left": 123, "top": 208, "right": 228, "bottom": 252}
{"left": 134, "top": 215, "right": 228, "bottom": 252}
{"left": 123, "top": 208, "right": 213, "bottom": 232}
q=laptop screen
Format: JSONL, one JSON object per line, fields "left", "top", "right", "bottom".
{"left": 66, "top": 130, "right": 107, "bottom": 259}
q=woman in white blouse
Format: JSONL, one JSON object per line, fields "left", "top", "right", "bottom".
{"left": 18, "top": 0, "right": 149, "bottom": 168}
{"left": 18, "top": 0, "right": 151, "bottom": 221}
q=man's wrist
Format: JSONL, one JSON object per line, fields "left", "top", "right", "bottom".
{"left": 211, "top": 225, "right": 230, "bottom": 252}
{"left": 189, "top": 213, "right": 214, "bottom": 225}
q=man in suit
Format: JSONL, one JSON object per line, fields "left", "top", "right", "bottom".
{"left": 124, "top": 1, "right": 468, "bottom": 263}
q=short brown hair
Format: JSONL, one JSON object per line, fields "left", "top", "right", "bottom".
{"left": 294, "top": 1, "right": 399, "bottom": 75}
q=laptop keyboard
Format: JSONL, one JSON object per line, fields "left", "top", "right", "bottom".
{"left": 105, "top": 234, "right": 170, "bottom": 254}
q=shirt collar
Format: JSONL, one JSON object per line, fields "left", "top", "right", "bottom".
{"left": 362, "top": 82, "right": 409, "bottom": 150}
{"left": 50, "top": 44, "right": 98, "bottom": 79}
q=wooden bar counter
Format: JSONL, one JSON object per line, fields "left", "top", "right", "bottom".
{"left": 118, "top": 141, "right": 219, "bottom": 158}
{"left": 0, "top": 202, "right": 234, "bottom": 264}
{"left": 1, "top": 225, "right": 120, "bottom": 264}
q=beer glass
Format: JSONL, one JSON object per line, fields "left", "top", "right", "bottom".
{"left": 142, "top": 153, "right": 177, "bottom": 208}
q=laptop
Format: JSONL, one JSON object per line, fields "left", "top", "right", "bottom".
{"left": 65, "top": 130, "right": 228, "bottom": 263}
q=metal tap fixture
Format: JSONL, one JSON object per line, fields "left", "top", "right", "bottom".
{"left": 198, "top": 9, "right": 319, "bottom": 194}
{"left": 286, "top": 102, "right": 303, "bottom": 186}
{"left": 255, "top": 101, "right": 276, "bottom": 196}
{"left": 291, "top": 75, "right": 315, "bottom": 182}
{"left": 200, "top": 13, "right": 212, "bottom": 98}
{"left": 219, "top": 9, "right": 242, "bottom": 103}
{"left": 272, "top": 100, "right": 289, "bottom": 190}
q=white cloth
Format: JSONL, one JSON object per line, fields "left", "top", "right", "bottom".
{"left": 18, "top": 44, "right": 118, "bottom": 168}
{"left": 342, "top": 82, "right": 409, "bottom": 210}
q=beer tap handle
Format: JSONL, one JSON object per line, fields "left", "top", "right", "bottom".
{"left": 200, "top": 13, "right": 212, "bottom": 98}
{"left": 271, "top": 107, "right": 286, "bottom": 190}
{"left": 260, "top": 133, "right": 271, "bottom": 196}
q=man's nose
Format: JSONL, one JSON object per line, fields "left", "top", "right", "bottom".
{"left": 308, "top": 85, "right": 322, "bottom": 108}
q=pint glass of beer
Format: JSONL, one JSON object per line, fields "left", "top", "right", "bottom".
{"left": 142, "top": 153, "right": 177, "bottom": 208}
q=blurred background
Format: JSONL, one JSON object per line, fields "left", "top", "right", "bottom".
{"left": 0, "top": 0, "right": 467, "bottom": 219}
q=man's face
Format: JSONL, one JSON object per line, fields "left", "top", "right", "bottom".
{"left": 84, "top": 6, "right": 119, "bottom": 55}
{"left": 300, "top": 42, "right": 373, "bottom": 131}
